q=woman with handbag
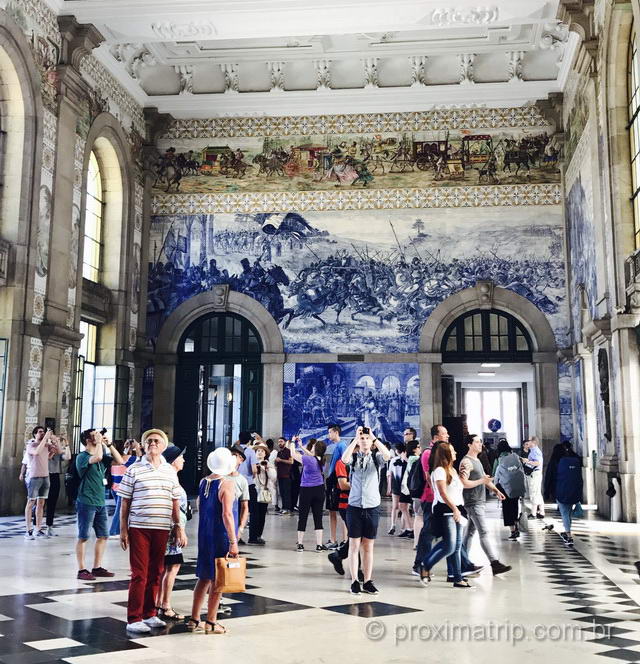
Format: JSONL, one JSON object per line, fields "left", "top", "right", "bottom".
{"left": 188, "top": 448, "right": 239, "bottom": 634}
{"left": 156, "top": 445, "right": 189, "bottom": 621}
{"left": 419, "top": 442, "right": 483, "bottom": 589}
{"left": 253, "top": 444, "right": 273, "bottom": 536}
{"left": 290, "top": 437, "right": 328, "bottom": 552}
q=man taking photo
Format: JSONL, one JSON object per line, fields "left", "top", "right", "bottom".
{"left": 75, "top": 428, "right": 123, "bottom": 580}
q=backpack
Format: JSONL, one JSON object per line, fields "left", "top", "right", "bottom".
{"left": 349, "top": 452, "right": 380, "bottom": 482}
{"left": 64, "top": 453, "right": 84, "bottom": 502}
{"left": 408, "top": 453, "right": 426, "bottom": 498}
{"left": 495, "top": 453, "right": 526, "bottom": 499}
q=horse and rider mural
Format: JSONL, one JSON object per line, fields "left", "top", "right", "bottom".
{"left": 146, "top": 208, "right": 569, "bottom": 355}
{"left": 152, "top": 127, "right": 561, "bottom": 195}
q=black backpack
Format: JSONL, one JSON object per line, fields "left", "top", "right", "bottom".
{"left": 408, "top": 453, "right": 426, "bottom": 498}
{"left": 64, "top": 453, "right": 83, "bottom": 502}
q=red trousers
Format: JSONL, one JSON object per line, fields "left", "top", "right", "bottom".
{"left": 127, "top": 527, "right": 170, "bottom": 623}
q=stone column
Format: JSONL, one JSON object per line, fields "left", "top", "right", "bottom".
{"left": 532, "top": 352, "right": 561, "bottom": 464}
{"left": 45, "top": 17, "right": 103, "bottom": 330}
{"left": 419, "top": 353, "right": 442, "bottom": 446}
{"left": 577, "top": 346, "right": 598, "bottom": 505}
{"left": 262, "top": 354, "right": 284, "bottom": 438}
{"left": 611, "top": 318, "right": 640, "bottom": 522}
{"left": 36, "top": 17, "right": 101, "bottom": 442}
{"left": 152, "top": 355, "right": 177, "bottom": 438}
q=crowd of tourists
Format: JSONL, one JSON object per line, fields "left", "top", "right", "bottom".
{"left": 18, "top": 422, "right": 586, "bottom": 634}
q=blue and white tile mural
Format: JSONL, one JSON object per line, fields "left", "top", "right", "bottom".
{"left": 282, "top": 362, "right": 420, "bottom": 444}
{"left": 147, "top": 207, "right": 568, "bottom": 353}
{"left": 573, "top": 359, "right": 585, "bottom": 456}
{"left": 558, "top": 362, "right": 574, "bottom": 443}
{"left": 566, "top": 174, "right": 598, "bottom": 344}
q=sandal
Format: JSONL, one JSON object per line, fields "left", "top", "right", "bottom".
{"left": 205, "top": 620, "right": 228, "bottom": 634}
{"left": 453, "top": 580, "right": 472, "bottom": 588}
{"left": 185, "top": 617, "right": 204, "bottom": 632}
{"left": 159, "top": 607, "right": 185, "bottom": 621}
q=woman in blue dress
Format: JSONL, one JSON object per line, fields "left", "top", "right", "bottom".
{"left": 187, "top": 447, "right": 238, "bottom": 634}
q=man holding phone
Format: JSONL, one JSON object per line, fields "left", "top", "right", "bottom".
{"left": 341, "top": 426, "right": 390, "bottom": 595}
{"left": 75, "top": 428, "right": 124, "bottom": 580}
{"left": 23, "top": 426, "right": 60, "bottom": 539}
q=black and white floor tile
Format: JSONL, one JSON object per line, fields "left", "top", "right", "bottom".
{"left": 1, "top": 504, "right": 639, "bottom": 663}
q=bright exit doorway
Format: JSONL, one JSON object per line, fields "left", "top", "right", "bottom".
{"left": 441, "top": 362, "right": 535, "bottom": 449}
{"left": 439, "top": 308, "right": 537, "bottom": 455}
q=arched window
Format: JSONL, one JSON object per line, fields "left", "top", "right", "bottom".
{"left": 175, "top": 312, "right": 263, "bottom": 492}
{"left": 82, "top": 151, "right": 104, "bottom": 282}
{"left": 441, "top": 309, "right": 532, "bottom": 362}
{"left": 629, "top": 28, "right": 640, "bottom": 248}
{"left": 179, "top": 313, "right": 262, "bottom": 356}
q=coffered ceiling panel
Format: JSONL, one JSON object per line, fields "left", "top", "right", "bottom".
{"left": 50, "top": 0, "right": 578, "bottom": 117}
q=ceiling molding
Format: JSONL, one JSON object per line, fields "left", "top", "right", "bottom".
{"left": 144, "top": 81, "right": 564, "bottom": 118}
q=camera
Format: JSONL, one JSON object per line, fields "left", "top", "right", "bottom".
{"left": 99, "top": 427, "right": 107, "bottom": 435}
{"left": 361, "top": 427, "right": 370, "bottom": 435}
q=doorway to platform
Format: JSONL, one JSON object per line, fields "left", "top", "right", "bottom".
{"left": 173, "top": 312, "right": 263, "bottom": 493}
{"left": 439, "top": 308, "right": 536, "bottom": 460}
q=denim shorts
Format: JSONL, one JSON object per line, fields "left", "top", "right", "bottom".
{"left": 76, "top": 502, "right": 108, "bottom": 540}
{"left": 346, "top": 505, "right": 380, "bottom": 540}
{"left": 27, "top": 476, "right": 50, "bottom": 499}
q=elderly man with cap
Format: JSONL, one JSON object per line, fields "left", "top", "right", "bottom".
{"left": 187, "top": 447, "right": 238, "bottom": 634}
{"left": 118, "top": 429, "right": 186, "bottom": 634}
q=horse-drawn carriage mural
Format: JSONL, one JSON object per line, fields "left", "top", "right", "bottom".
{"left": 152, "top": 126, "right": 561, "bottom": 194}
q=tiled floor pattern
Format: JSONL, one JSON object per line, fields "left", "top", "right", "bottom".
{"left": 0, "top": 504, "right": 639, "bottom": 663}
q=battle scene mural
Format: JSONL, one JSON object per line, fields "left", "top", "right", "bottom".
{"left": 147, "top": 207, "right": 568, "bottom": 354}
{"left": 152, "top": 127, "right": 561, "bottom": 195}
{"left": 283, "top": 362, "right": 420, "bottom": 444}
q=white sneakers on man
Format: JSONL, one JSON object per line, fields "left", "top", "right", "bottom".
{"left": 126, "top": 621, "right": 151, "bottom": 633}
{"left": 143, "top": 616, "right": 167, "bottom": 627}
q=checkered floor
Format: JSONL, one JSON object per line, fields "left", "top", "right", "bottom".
{"left": 0, "top": 503, "right": 639, "bottom": 663}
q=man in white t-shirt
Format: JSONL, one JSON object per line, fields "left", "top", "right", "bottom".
{"left": 230, "top": 445, "right": 250, "bottom": 544}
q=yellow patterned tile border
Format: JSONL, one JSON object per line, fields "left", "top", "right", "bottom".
{"left": 151, "top": 183, "right": 561, "bottom": 214}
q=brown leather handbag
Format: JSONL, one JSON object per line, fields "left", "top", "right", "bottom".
{"left": 212, "top": 554, "right": 246, "bottom": 593}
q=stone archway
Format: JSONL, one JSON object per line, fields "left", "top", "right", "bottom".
{"left": 417, "top": 282, "right": 560, "bottom": 458}
{"left": 153, "top": 287, "right": 285, "bottom": 439}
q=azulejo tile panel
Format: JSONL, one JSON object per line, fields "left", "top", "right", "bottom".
{"left": 151, "top": 183, "right": 562, "bottom": 214}
{"left": 163, "top": 107, "right": 550, "bottom": 139}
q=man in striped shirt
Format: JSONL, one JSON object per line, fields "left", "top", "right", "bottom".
{"left": 118, "top": 429, "right": 187, "bottom": 634}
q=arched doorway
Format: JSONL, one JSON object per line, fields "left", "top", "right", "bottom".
{"left": 419, "top": 283, "right": 560, "bottom": 461}
{"left": 174, "top": 312, "right": 263, "bottom": 492}
{"left": 440, "top": 308, "right": 534, "bottom": 454}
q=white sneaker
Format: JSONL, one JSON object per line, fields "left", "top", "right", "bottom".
{"left": 143, "top": 616, "right": 166, "bottom": 627}
{"left": 126, "top": 621, "right": 151, "bottom": 633}
{"left": 24, "top": 531, "right": 34, "bottom": 540}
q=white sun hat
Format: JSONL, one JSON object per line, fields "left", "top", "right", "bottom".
{"left": 207, "top": 447, "right": 236, "bottom": 476}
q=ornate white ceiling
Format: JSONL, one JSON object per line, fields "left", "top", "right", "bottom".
{"left": 50, "top": 0, "right": 578, "bottom": 117}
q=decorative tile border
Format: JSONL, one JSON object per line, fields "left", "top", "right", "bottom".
{"left": 163, "top": 106, "right": 550, "bottom": 139}
{"left": 80, "top": 56, "right": 145, "bottom": 135}
{"left": 152, "top": 183, "right": 561, "bottom": 214}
